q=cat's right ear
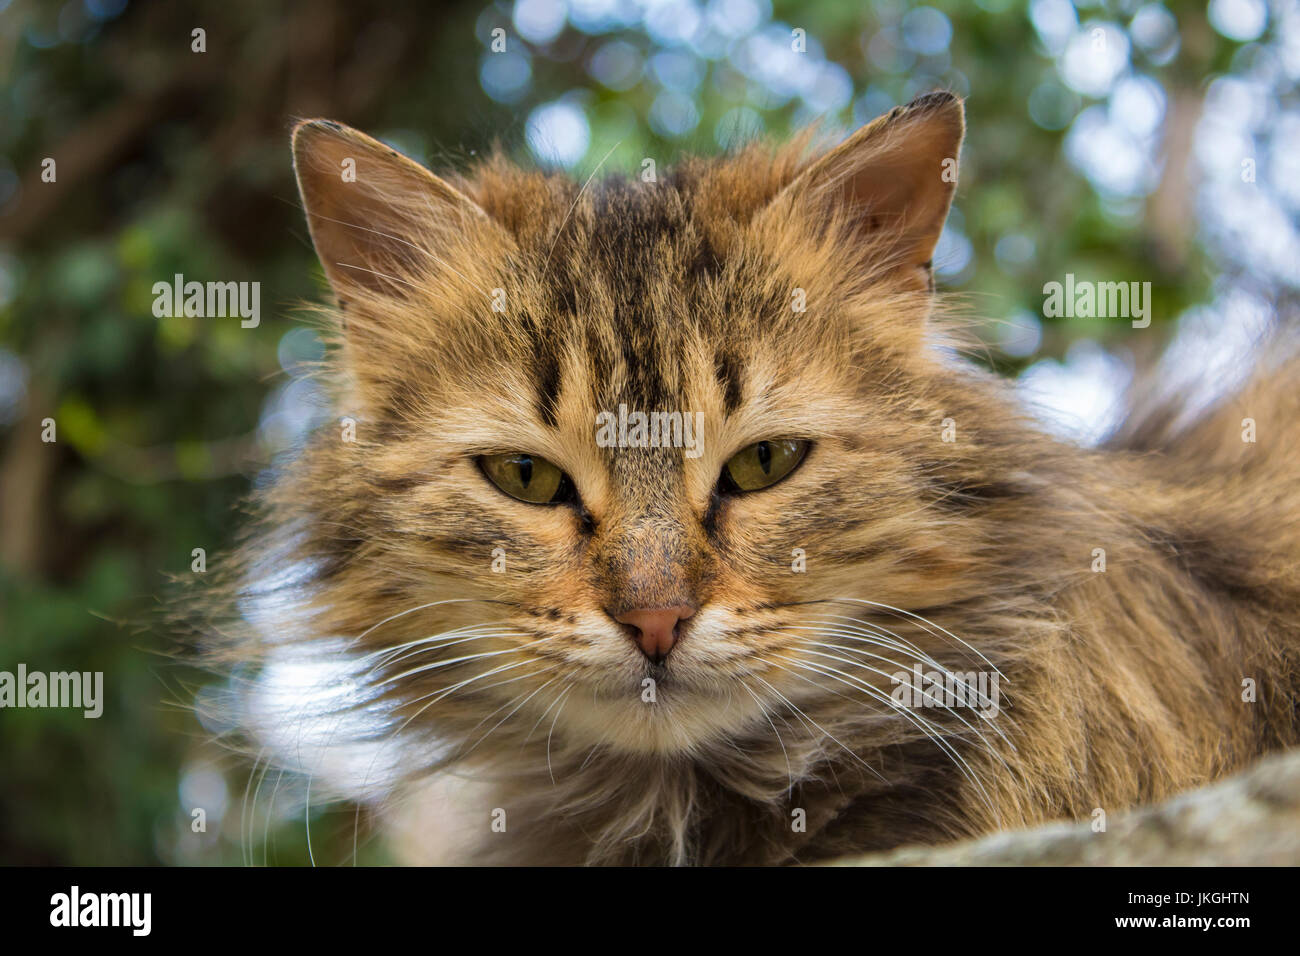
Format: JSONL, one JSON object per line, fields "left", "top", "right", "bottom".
{"left": 291, "top": 119, "right": 491, "bottom": 303}
{"left": 767, "top": 92, "right": 964, "bottom": 293}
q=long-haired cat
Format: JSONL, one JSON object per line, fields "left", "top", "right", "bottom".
{"left": 194, "top": 93, "right": 1300, "bottom": 865}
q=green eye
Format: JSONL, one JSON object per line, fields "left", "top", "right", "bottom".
{"left": 721, "top": 439, "right": 809, "bottom": 493}
{"left": 479, "top": 453, "right": 574, "bottom": 504}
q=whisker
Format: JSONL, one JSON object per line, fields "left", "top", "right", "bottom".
{"left": 546, "top": 685, "right": 574, "bottom": 785}
{"left": 387, "top": 652, "right": 563, "bottom": 743}
{"left": 523, "top": 681, "right": 573, "bottom": 746}
{"left": 766, "top": 652, "right": 1000, "bottom": 818}
{"left": 240, "top": 749, "right": 266, "bottom": 868}
{"left": 780, "top": 626, "right": 1013, "bottom": 738}
{"left": 459, "top": 673, "right": 563, "bottom": 760}
{"left": 372, "top": 635, "right": 550, "bottom": 687}
{"left": 739, "top": 679, "right": 794, "bottom": 794}
{"left": 811, "top": 597, "right": 1008, "bottom": 680}
{"left": 304, "top": 773, "right": 316, "bottom": 867}
{"left": 747, "top": 671, "right": 888, "bottom": 784}
{"left": 363, "top": 628, "right": 527, "bottom": 678}
{"left": 348, "top": 598, "right": 516, "bottom": 649}
{"left": 262, "top": 767, "right": 286, "bottom": 867}
{"left": 542, "top": 139, "right": 622, "bottom": 279}
{"left": 778, "top": 636, "right": 1014, "bottom": 759}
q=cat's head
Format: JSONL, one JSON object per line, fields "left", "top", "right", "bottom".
{"left": 244, "top": 93, "right": 1013, "bottom": 769}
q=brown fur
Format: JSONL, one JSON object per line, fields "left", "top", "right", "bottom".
{"left": 192, "top": 94, "right": 1300, "bottom": 865}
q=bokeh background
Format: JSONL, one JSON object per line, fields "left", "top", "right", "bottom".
{"left": 1, "top": 0, "right": 1297, "bottom": 864}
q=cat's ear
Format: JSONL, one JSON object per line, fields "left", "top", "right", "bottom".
{"left": 778, "top": 92, "right": 964, "bottom": 291}
{"left": 291, "top": 119, "right": 490, "bottom": 301}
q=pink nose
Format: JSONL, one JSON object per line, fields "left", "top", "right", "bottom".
{"left": 615, "top": 605, "right": 696, "bottom": 663}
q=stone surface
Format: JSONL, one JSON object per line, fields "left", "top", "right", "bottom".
{"left": 832, "top": 748, "right": 1300, "bottom": 866}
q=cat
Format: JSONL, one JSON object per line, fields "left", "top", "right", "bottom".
{"left": 194, "top": 92, "right": 1300, "bottom": 865}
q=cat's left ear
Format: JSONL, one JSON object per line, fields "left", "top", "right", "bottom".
{"left": 291, "top": 118, "right": 493, "bottom": 302}
{"left": 777, "top": 91, "right": 964, "bottom": 292}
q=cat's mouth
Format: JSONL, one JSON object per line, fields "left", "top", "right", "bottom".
{"left": 583, "top": 659, "right": 684, "bottom": 700}
{"left": 644, "top": 661, "right": 670, "bottom": 684}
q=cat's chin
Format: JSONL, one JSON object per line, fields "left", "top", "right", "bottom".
{"left": 555, "top": 679, "right": 765, "bottom": 756}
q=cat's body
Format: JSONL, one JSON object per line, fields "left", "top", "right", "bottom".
{"left": 199, "top": 94, "right": 1300, "bottom": 865}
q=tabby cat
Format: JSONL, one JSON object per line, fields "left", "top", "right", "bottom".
{"left": 199, "top": 92, "right": 1300, "bottom": 865}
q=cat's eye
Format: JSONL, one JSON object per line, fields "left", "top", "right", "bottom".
{"left": 479, "top": 453, "right": 574, "bottom": 505}
{"left": 720, "top": 439, "right": 809, "bottom": 493}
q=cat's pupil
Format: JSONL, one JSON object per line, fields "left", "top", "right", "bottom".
{"left": 518, "top": 455, "right": 533, "bottom": 487}
{"left": 756, "top": 441, "right": 772, "bottom": 474}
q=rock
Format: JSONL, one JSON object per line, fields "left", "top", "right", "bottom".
{"left": 831, "top": 748, "right": 1300, "bottom": 866}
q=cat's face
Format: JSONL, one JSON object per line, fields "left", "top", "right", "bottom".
{"left": 277, "top": 95, "right": 985, "bottom": 759}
